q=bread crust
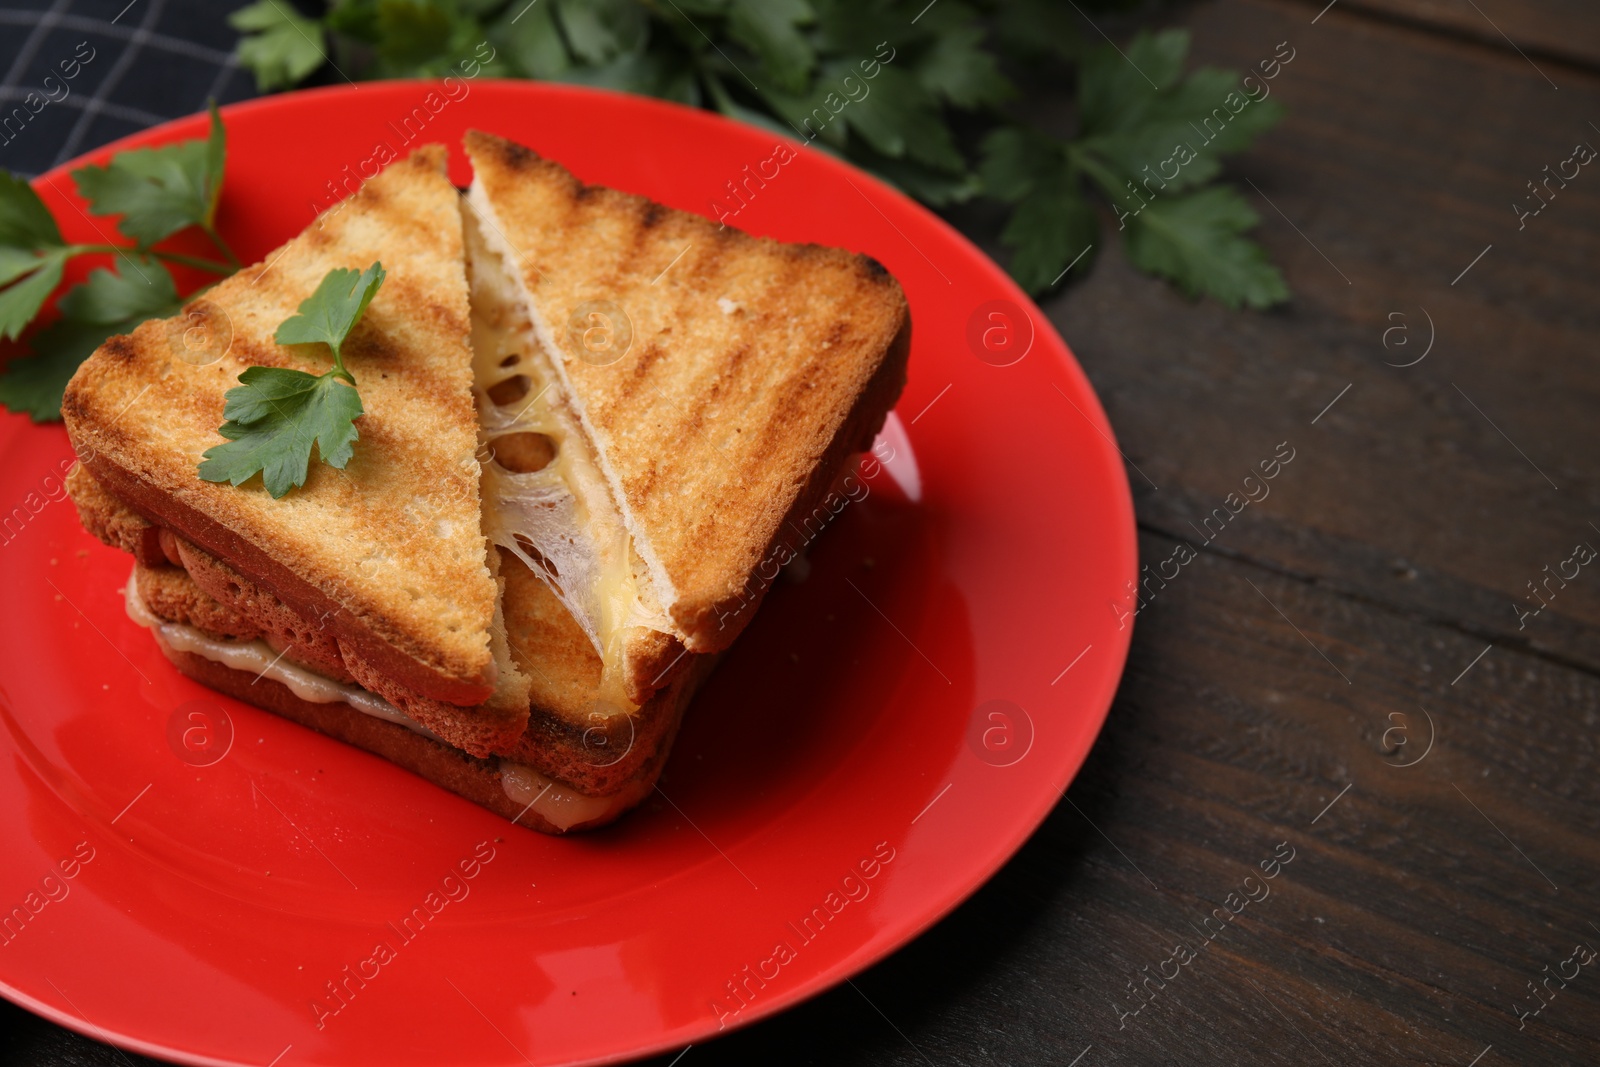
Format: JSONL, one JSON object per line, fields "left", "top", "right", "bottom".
{"left": 173, "top": 536, "right": 354, "bottom": 683}
{"left": 66, "top": 462, "right": 165, "bottom": 567}
{"left": 134, "top": 563, "right": 262, "bottom": 641}
{"left": 464, "top": 131, "right": 911, "bottom": 661}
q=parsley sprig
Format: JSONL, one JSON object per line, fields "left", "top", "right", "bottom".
{"left": 0, "top": 103, "right": 238, "bottom": 421}
{"left": 197, "top": 263, "right": 385, "bottom": 498}
{"left": 230, "top": 0, "right": 1289, "bottom": 308}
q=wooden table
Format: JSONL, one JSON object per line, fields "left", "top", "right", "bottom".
{"left": 4, "top": 0, "right": 1598, "bottom": 1063}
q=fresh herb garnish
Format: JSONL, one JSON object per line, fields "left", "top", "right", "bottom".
{"left": 197, "top": 263, "right": 384, "bottom": 498}
{"left": 228, "top": 1, "right": 329, "bottom": 92}
{"left": 72, "top": 104, "right": 234, "bottom": 260}
{"left": 0, "top": 102, "right": 236, "bottom": 422}
{"left": 981, "top": 30, "right": 1290, "bottom": 308}
{"left": 230, "top": 1, "right": 1289, "bottom": 307}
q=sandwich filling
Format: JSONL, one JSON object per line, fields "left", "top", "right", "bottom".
{"left": 462, "top": 200, "right": 669, "bottom": 712}
{"left": 123, "top": 567, "right": 616, "bottom": 832}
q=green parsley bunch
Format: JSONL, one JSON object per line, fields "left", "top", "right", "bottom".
{"left": 0, "top": 104, "right": 236, "bottom": 421}
{"left": 231, "top": 0, "right": 1289, "bottom": 308}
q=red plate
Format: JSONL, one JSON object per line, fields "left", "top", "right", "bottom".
{"left": 0, "top": 82, "right": 1135, "bottom": 1065}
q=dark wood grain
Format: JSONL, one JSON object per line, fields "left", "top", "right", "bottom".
{"left": 6, "top": 0, "right": 1600, "bottom": 1064}
{"left": 1291, "top": 0, "right": 1600, "bottom": 72}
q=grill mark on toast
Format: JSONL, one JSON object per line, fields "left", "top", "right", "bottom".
{"left": 352, "top": 174, "right": 388, "bottom": 212}
{"left": 301, "top": 223, "right": 333, "bottom": 251}
{"left": 373, "top": 274, "right": 469, "bottom": 342}
{"left": 481, "top": 133, "right": 538, "bottom": 172}
{"left": 718, "top": 341, "right": 754, "bottom": 383}
{"left": 99, "top": 335, "right": 138, "bottom": 364}
{"left": 626, "top": 463, "right": 660, "bottom": 502}
{"left": 610, "top": 340, "right": 667, "bottom": 405}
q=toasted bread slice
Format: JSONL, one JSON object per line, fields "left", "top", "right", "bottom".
{"left": 463, "top": 131, "right": 910, "bottom": 689}
{"left": 63, "top": 146, "right": 515, "bottom": 710}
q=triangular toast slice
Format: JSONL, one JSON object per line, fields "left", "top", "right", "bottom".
{"left": 463, "top": 131, "right": 910, "bottom": 708}
{"left": 64, "top": 146, "right": 528, "bottom": 749}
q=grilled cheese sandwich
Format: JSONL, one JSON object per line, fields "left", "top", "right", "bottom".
{"left": 63, "top": 130, "right": 911, "bottom": 834}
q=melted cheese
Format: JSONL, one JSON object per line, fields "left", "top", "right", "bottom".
{"left": 464, "top": 205, "right": 667, "bottom": 711}
{"left": 497, "top": 760, "right": 618, "bottom": 830}
{"left": 124, "top": 569, "right": 439, "bottom": 736}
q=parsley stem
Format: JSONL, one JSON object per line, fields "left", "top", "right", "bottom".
{"left": 153, "top": 249, "right": 237, "bottom": 275}
{"left": 201, "top": 223, "right": 242, "bottom": 270}
{"left": 1066, "top": 148, "right": 1132, "bottom": 208}
{"left": 70, "top": 243, "right": 235, "bottom": 276}
{"left": 327, "top": 348, "right": 353, "bottom": 384}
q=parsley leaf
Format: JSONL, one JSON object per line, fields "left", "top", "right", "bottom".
{"left": 980, "top": 129, "right": 1096, "bottom": 290}
{"left": 914, "top": 6, "right": 1014, "bottom": 110}
{"left": 979, "top": 127, "right": 1063, "bottom": 203}
{"left": 0, "top": 170, "right": 65, "bottom": 249}
{"left": 59, "top": 255, "right": 182, "bottom": 324}
{"left": 979, "top": 30, "right": 1288, "bottom": 306}
{"left": 375, "top": 0, "right": 463, "bottom": 67}
{"left": 0, "top": 105, "right": 235, "bottom": 422}
{"left": 1076, "top": 31, "right": 1284, "bottom": 195}
{"left": 0, "top": 250, "right": 67, "bottom": 342}
{"left": 197, "top": 369, "right": 364, "bottom": 497}
{"left": 273, "top": 261, "right": 385, "bottom": 373}
{"left": 0, "top": 172, "right": 69, "bottom": 342}
{"left": 0, "top": 257, "right": 181, "bottom": 422}
{"left": 72, "top": 103, "right": 228, "bottom": 248}
{"left": 1001, "top": 182, "right": 1099, "bottom": 295}
{"left": 489, "top": 0, "right": 571, "bottom": 79}
{"left": 1125, "top": 187, "right": 1289, "bottom": 310}
{"left": 230, "top": 0, "right": 328, "bottom": 92}
{"left": 557, "top": 0, "right": 650, "bottom": 66}
{"left": 197, "top": 263, "right": 384, "bottom": 497}
{"left": 726, "top": 0, "right": 814, "bottom": 94}
{"left": 0, "top": 246, "right": 52, "bottom": 287}
{"left": 0, "top": 324, "right": 101, "bottom": 422}
{"left": 836, "top": 64, "right": 964, "bottom": 174}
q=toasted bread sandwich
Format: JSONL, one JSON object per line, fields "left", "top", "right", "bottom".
{"left": 63, "top": 133, "right": 911, "bottom": 834}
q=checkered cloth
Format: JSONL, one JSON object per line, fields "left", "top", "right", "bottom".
{"left": 0, "top": 0, "right": 261, "bottom": 179}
